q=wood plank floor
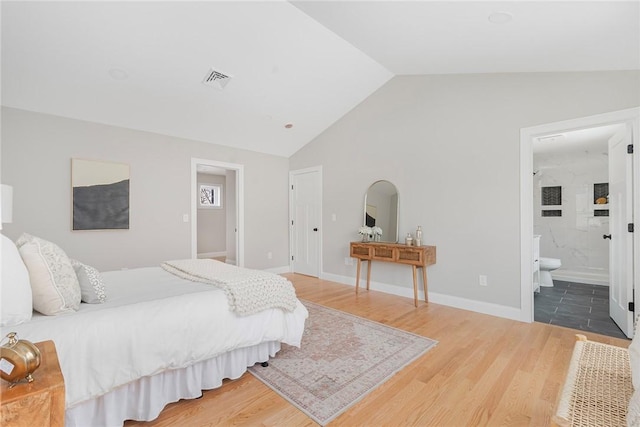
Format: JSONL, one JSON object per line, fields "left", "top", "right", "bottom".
{"left": 126, "top": 274, "right": 630, "bottom": 427}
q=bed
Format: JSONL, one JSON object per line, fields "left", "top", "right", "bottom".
{"left": 0, "top": 233, "right": 308, "bottom": 426}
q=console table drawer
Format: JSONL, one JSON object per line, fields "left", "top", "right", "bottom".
{"left": 396, "top": 247, "right": 423, "bottom": 265}
{"left": 350, "top": 244, "right": 372, "bottom": 259}
{"left": 371, "top": 245, "right": 395, "bottom": 261}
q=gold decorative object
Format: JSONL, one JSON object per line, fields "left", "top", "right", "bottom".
{"left": 596, "top": 197, "right": 607, "bottom": 204}
{"left": 0, "top": 332, "right": 41, "bottom": 387}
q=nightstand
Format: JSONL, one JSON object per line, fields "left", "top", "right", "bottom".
{"left": 1, "top": 340, "right": 65, "bottom": 427}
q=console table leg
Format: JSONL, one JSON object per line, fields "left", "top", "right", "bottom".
{"left": 355, "top": 259, "right": 361, "bottom": 294}
{"left": 412, "top": 265, "right": 418, "bottom": 307}
{"left": 422, "top": 266, "right": 428, "bottom": 303}
{"left": 366, "top": 259, "right": 372, "bottom": 290}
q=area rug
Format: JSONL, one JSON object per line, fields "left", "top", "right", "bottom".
{"left": 248, "top": 300, "right": 437, "bottom": 425}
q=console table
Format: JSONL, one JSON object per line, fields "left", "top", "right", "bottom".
{"left": 350, "top": 242, "right": 436, "bottom": 307}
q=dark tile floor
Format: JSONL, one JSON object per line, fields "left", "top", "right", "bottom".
{"left": 534, "top": 280, "right": 629, "bottom": 340}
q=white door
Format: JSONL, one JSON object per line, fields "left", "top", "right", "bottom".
{"left": 290, "top": 168, "right": 321, "bottom": 277}
{"left": 608, "top": 126, "right": 634, "bottom": 338}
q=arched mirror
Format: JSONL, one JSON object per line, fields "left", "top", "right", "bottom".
{"left": 364, "top": 180, "right": 399, "bottom": 243}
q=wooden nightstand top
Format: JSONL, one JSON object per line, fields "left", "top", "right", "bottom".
{"left": 1, "top": 340, "right": 65, "bottom": 427}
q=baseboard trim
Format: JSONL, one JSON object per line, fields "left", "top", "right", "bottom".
{"left": 197, "top": 251, "right": 227, "bottom": 259}
{"left": 320, "top": 272, "right": 523, "bottom": 322}
{"left": 552, "top": 271, "right": 609, "bottom": 287}
{"left": 265, "top": 265, "right": 292, "bottom": 274}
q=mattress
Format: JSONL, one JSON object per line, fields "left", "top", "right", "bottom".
{"left": 0, "top": 266, "right": 308, "bottom": 410}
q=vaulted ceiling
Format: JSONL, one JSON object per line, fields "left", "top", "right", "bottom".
{"left": 2, "top": 1, "right": 638, "bottom": 157}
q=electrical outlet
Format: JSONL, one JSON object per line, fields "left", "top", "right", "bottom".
{"left": 267, "top": 252, "right": 273, "bottom": 260}
{"left": 479, "top": 275, "right": 488, "bottom": 286}
{"left": 344, "top": 257, "right": 353, "bottom": 266}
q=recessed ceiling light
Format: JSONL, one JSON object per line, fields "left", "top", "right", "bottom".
{"left": 488, "top": 11, "right": 513, "bottom": 24}
{"left": 285, "top": 123, "right": 293, "bottom": 129}
{"left": 108, "top": 68, "right": 129, "bottom": 80}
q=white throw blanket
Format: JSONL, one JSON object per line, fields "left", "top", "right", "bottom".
{"left": 161, "top": 259, "right": 298, "bottom": 316}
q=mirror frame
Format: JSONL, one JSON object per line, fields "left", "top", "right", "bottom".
{"left": 363, "top": 180, "right": 399, "bottom": 243}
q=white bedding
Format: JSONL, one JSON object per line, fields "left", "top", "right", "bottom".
{"left": 0, "top": 267, "right": 308, "bottom": 409}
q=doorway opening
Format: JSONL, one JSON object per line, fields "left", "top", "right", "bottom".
{"left": 191, "top": 158, "right": 244, "bottom": 267}
{"left": 532, "top": 124, "right": 627, "bottom": 339}
{"left": 520, "top": 108, "right": 639, "bottom": 339}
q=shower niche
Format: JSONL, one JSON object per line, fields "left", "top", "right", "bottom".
{"left": 541, "top": 186, "right": 562, "bottom": 217}
{"left": 593, "top": 182, "right": 609, "bottom": 217}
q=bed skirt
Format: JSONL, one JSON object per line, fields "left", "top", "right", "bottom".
{"left": 65, "top": 341, "right": 281, "bottom": 427}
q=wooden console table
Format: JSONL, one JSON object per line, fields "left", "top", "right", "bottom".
{"left": 350, "top": 242, "right": 436, "bottom": 307}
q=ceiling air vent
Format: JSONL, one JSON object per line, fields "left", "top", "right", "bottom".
{"left": 202, "top": 68, "right": 232, "bottom": 90}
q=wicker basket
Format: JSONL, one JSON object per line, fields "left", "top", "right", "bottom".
{"left": 553, "top": 335, "right": 632, "bottom": 427}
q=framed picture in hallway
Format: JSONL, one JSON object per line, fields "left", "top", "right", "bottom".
{"left": 199, "top": 184, "right": 222, "bottom": 208}
{"left": 72, "top": 159, "right": 130, "bottom": 230}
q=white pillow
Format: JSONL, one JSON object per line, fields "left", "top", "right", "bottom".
{"left": 16, "top": 233, "right": 81, "bottom": 315}
{"left": 0, "top": 234, "right": 32, "bottom": 326}
{"left": 70, "top": 259, "right": 106, "bottom": 304}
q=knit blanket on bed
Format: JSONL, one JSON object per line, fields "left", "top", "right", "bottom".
{"left": 161, "top": 259, "right": 298, "bottom": 316}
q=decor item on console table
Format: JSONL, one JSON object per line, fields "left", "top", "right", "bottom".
{"left": 358, "top": 226, "right": 372, "bottom": 242}
{"left": 372, "top": 226, "right": 383, "bottom": 242}
{"left": 350, "top": 242, "right": 436, "bottom": 307}
{"left": 415, "top": 226, "right": 423, "bottom": 247}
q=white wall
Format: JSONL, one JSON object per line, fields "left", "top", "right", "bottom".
{"left": 1, "top": 107, "right": 290, "bottom": 271}
{"left": 534, "top": 148, "right": 609, "bottom": 284}
{"left": 289, "top": 71, "right": 640, "bottom": 312}
{"left": 196, "top": 173, "right": 226, "bottom": 255}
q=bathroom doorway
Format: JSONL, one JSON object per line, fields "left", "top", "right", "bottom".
{"left": 520, "top": 108, "right": 640, "bottom": 339}
{"left": 531, "top": 124, "right": 626, "bottom": 338}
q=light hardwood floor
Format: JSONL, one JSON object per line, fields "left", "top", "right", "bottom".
{"left": 126, "top": 274, "right": 630, "bottom": 426}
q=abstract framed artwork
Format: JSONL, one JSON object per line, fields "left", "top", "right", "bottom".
{"left": 72, "top": 159, "right": 130, "bottom": 230}
{"left": 199, "top": 184, "right": 222, "bottom": 209}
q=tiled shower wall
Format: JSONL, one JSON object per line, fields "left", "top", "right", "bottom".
{"left": 533, "top": 148, "right": 609, "bottom": 285}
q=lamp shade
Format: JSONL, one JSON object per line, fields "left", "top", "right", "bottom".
{"left": 1, "top": 184, "right": 13, "bottom": 224}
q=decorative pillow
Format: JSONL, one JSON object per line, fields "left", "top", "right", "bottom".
{"left": 15, "top": 233, "right": 81, "bottom": 315}
{"left": 0, "top": 234, "right": 33, "bottom": 326}
{"left": 70, "top": 259, "right": 106, "bottom": 304}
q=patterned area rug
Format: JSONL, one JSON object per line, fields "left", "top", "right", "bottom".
{"left": 248, "top": 300, "right": 437, "bottom": 425}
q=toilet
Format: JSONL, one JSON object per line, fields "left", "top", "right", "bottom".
{"left": 539, "top": 257, "right": 562, "bottom": 287}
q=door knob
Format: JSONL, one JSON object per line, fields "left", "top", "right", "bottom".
{"left": 603, "top": 234, "right": 612, "bottom": 240}
{"left": 313, "top": 228, "right": 318, "bottom": 232}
